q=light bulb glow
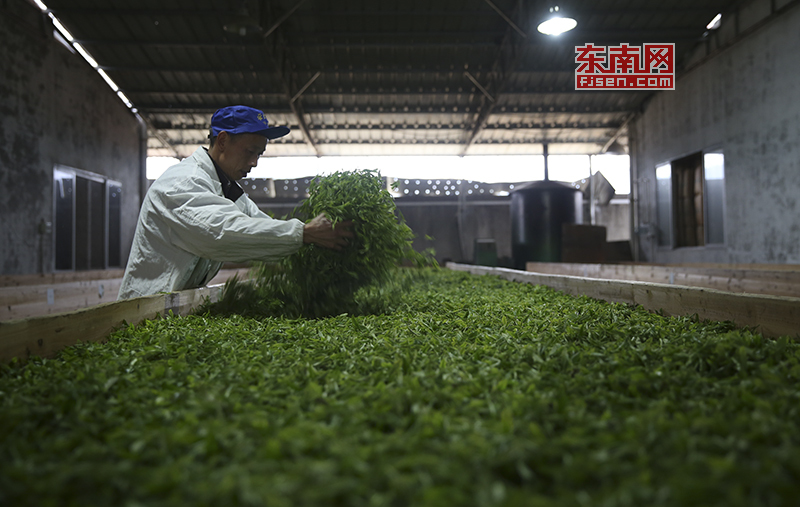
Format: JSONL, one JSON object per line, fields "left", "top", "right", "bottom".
{"left": 73, "top": 43, "right": 98, "bottom": 68}
{"left": 97, "top": 69, "right": 119, "bottom": 92}
{"left": 117, "top": 91, "right": 133, "bottom": 108}
{"left": 49, "top": 14, "right": 74, "bottom": 41}
{"left": 537, "top": 16, "right": 577, "bottom": 36}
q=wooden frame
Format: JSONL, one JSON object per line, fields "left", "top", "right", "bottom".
{"left": 0, "top": 284, "right": 225, "bottom": 364}
{"left": 0, "top": 268, "right": 249, "bottom": 322}
{"left": 0, "top": 268, "right": 251, "bottom": 363}
{"left": 451, "top": 263, "right": 800, "bottom": 339}
{"left": 525, "top": 262, "right": 800, "bottom": 298}
{"left": 4, "top": 263, "right": 796, "bottom": 364}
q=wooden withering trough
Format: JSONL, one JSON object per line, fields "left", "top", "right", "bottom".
{"left": 1, "top": 263, "right": 798, "bottom": 364}
{"left": 525, "top": 261, "right": 800, "bottom": 298}
{"left": 451, "top": 263, "right": 800, "bottom": 339}
{"left": 0, "top": 268, "right": 249, "bottom": 363}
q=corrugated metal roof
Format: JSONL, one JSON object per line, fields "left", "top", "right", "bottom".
{"left": 42, "top": 0, "right": 737, "bottom": 157}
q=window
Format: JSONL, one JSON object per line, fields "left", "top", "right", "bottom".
{"left": 655, "top": 151, "right": 725, "bottom": 248}
{"left": 703, "top": 153, "right": 725, "bottom": 245}
{"left": 53, "top": 168, "right": 75, "bottom": 270}
{"left": 53, "top": 166, "right": 122, "bottom": 270}
{"left": 107, "top": 182, "right": 123, "bottom": 267}
{"left": 655, "top": 163, "right": 672, "bottom": 246}
{"left": 672, "top": 152, "right": 704, "bottom": 248}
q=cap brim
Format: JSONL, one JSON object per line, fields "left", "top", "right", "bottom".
{"left": 259, "top": 126, "right": 291, "bottom": 140}
{"left": 210, "top": 125, "right": 291, "bottom": 139}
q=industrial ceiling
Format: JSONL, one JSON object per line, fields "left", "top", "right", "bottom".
{"left": 42, "top": 0, "right": 738, "bottom": 158}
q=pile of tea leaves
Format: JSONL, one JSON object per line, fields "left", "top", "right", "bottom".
{"left": 2, "top": 269, "right": 800, "bottom": 507}
{"left": 213, "top": 169, "right": 435, "bottom": 319}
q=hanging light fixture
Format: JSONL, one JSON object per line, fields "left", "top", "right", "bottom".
{"left": 223, "top": 0, "right": 262, "bottom": 37}
{"left": 537, "top": 6, "right": 577, "bottom": 36}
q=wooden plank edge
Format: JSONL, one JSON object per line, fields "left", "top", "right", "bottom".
{"left": 526, "top": 261, "right": 800, "bottom": 281}
{"left": 0, "top": 269, "right": 126, "bottom": 288}
{"left": 0, "top": 284, "right": 226, "bottom": 364}
{"left": 0, "top": 268, "right": 251, "bottom": 323}
{"left": 448, "top": 263, "right": 800, "bottom": 339}
{"left": 524, "top": 261, "right": 800, "bottom": 298}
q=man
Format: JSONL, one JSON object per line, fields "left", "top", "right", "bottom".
{"left": 118, "top": 105, "right": 352, "bottom": 300}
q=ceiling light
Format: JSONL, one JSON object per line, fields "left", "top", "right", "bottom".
{"left": 537, "top": 6, "right": 577, "bottom": 36}
{"left": 37, "top": 5, "right": 137, "bottom": 113}
{"left": 97, "top": 69, "right": 119, "bottom": 92}
{"left": 73, "top": 43, "right": 98, "bottom": 68}
{"left": 223, "top": 18, "right": 262, "bottom": 37}
{"left": 49, "top": 14, "right": 74, "bottom": 42}
{"left": 117, "top": 91, "right": 133, "bottom": 108}
{"left": 706, "top": 13, "right": 722, "bottom": 30}
{"left": 223, "top": 1, "right": 262, "bottom": 37}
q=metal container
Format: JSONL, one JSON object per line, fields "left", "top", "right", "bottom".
{"left": 510, "top": 180, "right": 583, "bottom": 269}
{"left": 473, "top": 239, "right": 498, "bottom": 267}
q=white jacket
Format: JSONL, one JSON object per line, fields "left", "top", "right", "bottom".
{"left": 118, "top": 148, "right": 304, "bottom": 300}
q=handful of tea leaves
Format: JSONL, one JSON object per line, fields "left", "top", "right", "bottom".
{"left": 216, "top": 169, "right": 434, "bottom": 318}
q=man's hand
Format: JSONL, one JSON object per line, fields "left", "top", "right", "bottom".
{"left": 303, "top": 213, "right": 354, "bottom": 250}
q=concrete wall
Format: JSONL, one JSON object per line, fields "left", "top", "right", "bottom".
{"left": 256, "top": 193, "right": 634, "bottom": 266}
{"left": 396, "top": 199, "right": 513, "bottom": 265}
{"left": 0, "top": 0, "right": 144, "bottom": 275}
{"left": 631, "top": 0, "right": 800, "bottom": 264}
{"left": 257, "top": 198, "right": 514, "bottom": 266}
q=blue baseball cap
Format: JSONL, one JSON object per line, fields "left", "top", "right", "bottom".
{"left": 210, "top": 105, "right": 290, "bottom": 139}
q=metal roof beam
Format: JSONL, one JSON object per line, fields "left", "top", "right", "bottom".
{"left": 149, "top": 121, "right": 626, "bottom": 131}
{"left": 74, "top": 31, "right": 701, "bottom": 50}
{"left": 138, "top": 105, "right": 633, "bottom": 115}
{"left": 263, "top": 0, "right": 309, "bottom": 39}
{"left": 461, "top": 0, "right": 527, "bottom": 155}
{"left": 141, "top": 117, "right": 178, "bottom": 158}
{"left": 72, "top": 40, "right": 264, "bottom": 48}
{"left": 529, "top": 28, "right": 705, "bottom": 41}
{"left": 126, "top": 88, "right": 636, "bottom": 96}
{"left": 160, "top": 138, "right": 619, "bottom": 146}
{"left": 600, "top": 113, "right": 636, "bottom": 154}
{"left": 299, "top": 30, "right": 507, "bottom": 38}
{"left": 294, "top": 7, "right": 727, "bottom": 16}
{"left": 46, "top": 8, "right": 232, "bottom": 16}
{"left": 484, "top": 0, "right": 527, "bottom": 38}
{"left": 98, "top": 65, "right": 580, "bottom": 73}
{"left": 73, "top": 39, "right": 496, "bottom": 49}
{"left": 260, "top": 3, "right": 321, "bottom": 156}
{"left": 49, "top": 7, "right": 723, "bottom": 17}
{"left": 128, "top": 90, "right": 285, "bottom": 97}
{"left": 290, "top": 37, "right": 699, "bottom": 48}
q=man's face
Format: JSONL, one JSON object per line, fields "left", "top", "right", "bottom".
{"left": 218, "top": 132, "right": 268, "bottom": 181}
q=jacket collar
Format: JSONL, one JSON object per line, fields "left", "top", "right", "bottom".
{"left": 195, "top": 147, "right": 244, "bottom": 202}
